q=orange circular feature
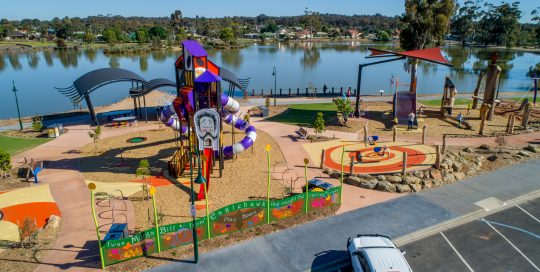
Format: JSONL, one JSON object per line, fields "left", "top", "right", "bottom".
{"left": 87, "top": 183, "right": 96, "bottom": 190}
{"left": 304, "top": 158, "right": 309, "bottom": 164}
{"left": 0, "top": 202, "right": 61, "bottom": 229}
{"left": 265, "top": 144, "right": 271, "bottom": 152}
{"left": 324, "top": 143, "right": 435, "bottom": 174}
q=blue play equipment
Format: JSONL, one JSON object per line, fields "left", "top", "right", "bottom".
{"left": 33, "top": 166, "right": 43, "bottom": 183}
{"left": 367, "top": 135, "right": 379, "bottom": 145}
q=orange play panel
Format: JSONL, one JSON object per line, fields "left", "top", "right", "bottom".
{"left": 324, "top": 142, "right": 436, "bottom": 174}
{"left": 1, "top": 202, "right": 61, "bottom": 229}
{"left": 129, "top": 175, "right": 175, "bottom": 187}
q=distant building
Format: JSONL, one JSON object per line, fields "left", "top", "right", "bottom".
{"left": 345, "top": 29, "right": 362, "bottom": 39}
{"left": 296, "top": 30, "right": 312, "bottom": 39}
{"left": 315, "top": 32, "right": 328, "bottom": 38}
{"left": 10, "top": 30, "right": 27, "bottom": 40}
{"left": 243, "top": 33, "right": 260, "bottom": 39}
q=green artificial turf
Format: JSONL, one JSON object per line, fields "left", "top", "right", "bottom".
{"left": 266, "top": 103, "right": 338, "bottom": 127}
{"left": 0, "top": 135, "right": 51, "bottom": 155}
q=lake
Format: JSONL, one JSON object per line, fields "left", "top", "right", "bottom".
{"left": 0, "top": 42, "right": 539, "bottom": 119}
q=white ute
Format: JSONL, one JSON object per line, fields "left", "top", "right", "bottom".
{"left": 347, "top": 234, "right": 412, "bottom": 272}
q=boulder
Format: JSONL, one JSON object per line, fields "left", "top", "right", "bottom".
{"left": 453, "top": 172, "right": 466, "bottom": 180}
{"left": 524, "top": 145, "right": 540, "bottom": 153}
{"left": 359, "top": 180, "right": 378, "bottom": 190}
{"left": 345, "top": 176, "right": 363, "bottom": 186}
{"left": 376, "top": 175, "right": 386, "bottom": 181}
{"left": 402, "top": 176, "right": 421, "bottom": 185}
{"left": 421, "top": 179, "right": 433, "bottom": 189}
{"left": 329, "top": 172, "right": 341, "bottom": 179}
{"left": 429, "top": 169, "right": 442, "bottom": 180}
{"left": 517, "top": 150, "right": 532, "bottom": 157}
{"left": 413, "top": 171, "right": 425, "bottom": 179}
{"left": 432, "top": 179, "right": 442, "bottom": 187}
{"left": 356, "top": 173, "right": 372, "bottom": 179}
{"left": 396, "top": 184, "right": 412, "bottom": 193}
{"left": 322, "top": 168, "right": 330, "bottom": 174}
{"left": 452, "top": 161, "right": 463, "bottom": 172}
{"left": 376, "top": 181, "right": 396, "bottom": 192}
{"left": 478, "top": 144, "right": 490, "bottom": 150}
{"left": 486, "top": 155, "right": 498, "bottom": 162}
{"left": 442, "top": 173, "right": 456, "bottom": 184}
{"left": 409, "top": 183, "right": 422, "bottom": 192}
{"left": 386, "top": 175, "right": 403, "bottom": 184}
{"left": 463, "top": 147, "right": 473, "bottom": 153}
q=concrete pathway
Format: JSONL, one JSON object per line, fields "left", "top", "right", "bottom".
{"left": 8, "top": 124, "right": 159, "bottom": 272}
{"left": 148, "top": 158, "right": 540, "bottom": 272}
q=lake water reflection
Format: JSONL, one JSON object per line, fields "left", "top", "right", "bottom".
{"left": 0, "top": 42, "right": 538, "bottom": 119}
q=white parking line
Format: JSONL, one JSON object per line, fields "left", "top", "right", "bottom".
{"left": 482, "top": 218, "right": 540, "bottom": 271}
{"left": 440, "top": 232, "right": 475, "bottom": 272}
{"left": 516, "top": 205, "right": 540, "bottom": 223}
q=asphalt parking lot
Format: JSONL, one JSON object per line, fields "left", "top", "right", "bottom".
{"left": 402, "top": 197, "right": 540, "bottom": 272}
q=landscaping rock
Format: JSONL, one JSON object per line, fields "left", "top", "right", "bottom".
{"left": 402, "top": 176, "right": 421, "bottom": 185}
{"left": 329, "top": 171, "right": 341, "bottom": 179}
{"left": 386, "top": 175, "right": 402, "bottom": 183}
{"left": 442, "top": 173, "right": 456, "bottom": 184}
{"left": 376, "top": 175, "right": 386, "bottom": 181}
{"left": 376, "top": 181, "right": 396, "bottom": 192}
{"left": 463, "top": 147, "right": 473, "bottom": 153}
{"left": 517, "top": 150, "right": 532, "bottom": 157}
{"left": 360, "top": 180, "right": 378, "bottom": 190}
{"left": 453, "top": 172, "right": 466, "bottom": 180}
{"left": 409, "top": 183, "right": 422, "bottom": 192}
{"left": 432, "top": 179, "right": 442, "bottom": 187}
{"left": 478, "top": 144, "right": 490, "bottom": 150}
{"left": 396, "top": 184, "right": 412, "bottom": 193}
{"left": 430, "top": 169, "right": 442, "bottom": 180}
{"left": 345, "top": 176, "right": 362, "bottom": 186}
{"left": 486, "top": 155, "right": 498, "bottom": 162}
{"left": 356, "top": 174, "right": 372, "bottom": 179}
{"left": 45, "top": 215, "right": 61, "bottom": 229}
{"left": 413, "top": 171, "right": 425, "bottom": 179}
{"left": 524, "top": 145, "right": 540, "bottom": 153}
{"left": 322, "top": 168, "right": 330, "bottom": 174}
{"left": 421, "top": 179, "right": 433, "bottom": 189}
{"left": 452, "top": 162, "right": 463, "bottom": 172}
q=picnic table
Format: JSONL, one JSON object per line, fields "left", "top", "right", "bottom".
{"left": 112, "top": 116, "right": 137, "bottom": 127}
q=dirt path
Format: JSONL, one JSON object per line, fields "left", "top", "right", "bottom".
{"left": 10, "top": 124, "right": 159, "bottom": 272}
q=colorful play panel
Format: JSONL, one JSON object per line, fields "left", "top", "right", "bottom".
{"left": 126, "top": 137, "right": 147, "bottom": 143}
{"left": 304, "top": 140, "right": 436, "bottom": 175}
{"left": 0, "top": 184, "right": 61, "bottom": 241}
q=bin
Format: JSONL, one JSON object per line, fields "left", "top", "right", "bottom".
{"left": 260, "top": 107, "right": 269, "bottom": 117}
{"left": 47, "top": 123, "right": 64, "bottom": 138}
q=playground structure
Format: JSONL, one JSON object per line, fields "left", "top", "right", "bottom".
{"left": 160, "top": 40, "right": 257, "bottom": 200}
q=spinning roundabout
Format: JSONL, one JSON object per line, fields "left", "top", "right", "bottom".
{"left": 323, "top": 142, "right": 436, "bottom": 175}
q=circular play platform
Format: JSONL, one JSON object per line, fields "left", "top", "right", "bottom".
{"left": 126, "top": 137, "right": 147, "bottom": 143}
{"left": 323, "top": 142, "right": 436, "bottom": 175}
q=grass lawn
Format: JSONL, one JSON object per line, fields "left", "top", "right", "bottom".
{"left": 0, "top": 135, "right": 51, "bottom": 155}
{"left": 266, "top": 103, "right": 338, "bottom": 127}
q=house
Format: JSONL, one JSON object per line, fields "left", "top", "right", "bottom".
{"left": 10, "top": 30, "right": 27, "bottom": 40}
{"left": 345, "top": 29, "right": 362, "bottom": 39}
{"left": 315, "top": 32, "right": 328, "bottom": 38}
{"left": 243, "top": 33, "right": 260, "bottom": 39}
{"left": 296, "top": 29, "right": 312, "bottom": 39}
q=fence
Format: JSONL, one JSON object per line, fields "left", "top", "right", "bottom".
{"left": 247, "top": 87, "right": 356, "bottom": 98}
{"left": 101, "top": 186, "right": 341, "bottom": 266}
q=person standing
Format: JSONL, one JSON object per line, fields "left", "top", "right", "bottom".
{"left": 323, "top": 84, "right": 328, "bottom": 95}
{"left": 407, "top": 111, "right": 416, "bottom": 130}
{"left": 346, "top": 87, "right": 352, "bottom": 98}
{"left": 457, "top": 112, "right": 463, "bottom": 128}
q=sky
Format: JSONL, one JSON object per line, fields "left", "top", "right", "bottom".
{"left": 1, "top": 0, "right": 537, "bottom": 22}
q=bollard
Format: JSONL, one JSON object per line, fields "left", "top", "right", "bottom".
{"left": 349, "top": 157, "right": 354, "bottom": 175}
{"left": 435, "top": 145, "right": 441, "bottom": 169}
{"left": 305, "top": 88, "right": 309, "bottom": 96}
{"left": 340, "top": 87, "right": 343, "bottom": 94}
{"left": 280, "top": 88, "right": 282, "bottom": 96}
{"left": 270, "top": 89, "right": 273, "bottom": 95}
{"left": 422, "top": 126, "right": 427, "bottom": 144}
{"left": 442, "top": 135, "right": 447, "bottom": 155}
{"left": 297, "top": 88, "right": 300, "bottom": 96}
{"left": 320, "top": 149, "right": 326, "bottom": 169}
{"left": 273, "top": 97, "right": 277, "bottom": 107}
{"left": 289, "top": 88, "right": 291, "bottom": 96}
{"left": 402, "top": 152, "right": 407, "bottom": 175}
{"left": 332, "top": 87, "right": 335, "bottom": 95}
{"left": 393, "top": 126, "right": 397, "bottom": 142}
{"left": 509, "top": 114, "right": 515, "bottom": 134}
{"left": 363, "top": 125, "right": 368, "bottom": 146}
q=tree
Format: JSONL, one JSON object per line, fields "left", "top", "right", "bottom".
{"left": 83, "top": 30, "right": 94, "bottom": 43}
{"left": 532, "top": 7, "right": 540, "bottom": 46}
{"left": 334, "top": 98, "right": 353, "bottom": 126}
{"left": 451, "top": 0, "right": 482, "bottom": 46}
{"left": 136, "top": 28, "right": 149, "bottom": 44}
{"left": 149, "top": 26, "right": 167, "bottom": 40}
{"left": 88, "top": 126, "right": 101, "bottom": 150}
{"left": 260, "top": 21, "right": 278, "bottom": 33}
{"left": 313, "top": 112, "right": 326, "bottom": 137}
{"left": 136, "top": 159, "right": 152, "bottom": 200}
{"left": 0, "top": 148, "right": 11, "bottom": 178}
{"left": 55, "top": 38, "right": 67, "bottom": 49}
{"left": 400, "top": 0, "right": 455, "bottom": 92}
{"left": 220, "top": 27, "right": 235, "bottom": 44}
{"left": 375, "top": 30, "right": 391, "bottom": 41}
{"left": 476, "top": 2, "right": 522, "bottom": 47}
{"left": 302, "top": 7, "right": 322, "bottom": 34}
{"left": 102, "top": 28, "right": 117, "bottom": 45}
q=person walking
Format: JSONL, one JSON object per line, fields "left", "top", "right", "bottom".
{"left": 323, "top": 84, "right": 328, "bottom": 95}
{"left": 407, "top": 111, "right": 416, "bottom": 130}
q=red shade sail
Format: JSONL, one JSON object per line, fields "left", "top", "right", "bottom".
{"left": 368, "top": 47, "right": 452, "bottom": 67}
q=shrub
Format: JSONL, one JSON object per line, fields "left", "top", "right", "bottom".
{"left": 0, "top": 148, "right": 11, "bottom": 177}
{"left": 313, "top": 112, "right": 326, "bottom": 137}
{"left": 31, "top": 116, "right": 43, "bottom": 132}
{"left": 333, "top": 98, "right": 353, "bottom": 126}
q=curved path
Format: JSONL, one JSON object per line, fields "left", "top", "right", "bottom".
{"left": 10, "top": 124, "right": 159, "bottom": 272}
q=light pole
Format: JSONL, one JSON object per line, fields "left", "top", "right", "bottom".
{"left": 272, "top": 66, "right": 277, "bottom": 94}
{"left": 11, "top": 81, "right": 23, "bottom": 130}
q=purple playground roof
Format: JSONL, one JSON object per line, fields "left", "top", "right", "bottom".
{"left": 182, "top": 40, "right": 207, "bottom": 57}
{"left": 195, "top": 70, "right": 222, "bottom": 83}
